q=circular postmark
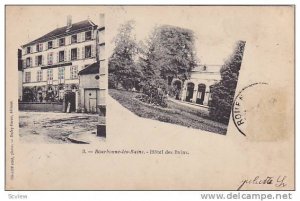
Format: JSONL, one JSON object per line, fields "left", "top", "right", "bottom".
{"left": 232, "top": 82, "right": 268, "bottom": 136}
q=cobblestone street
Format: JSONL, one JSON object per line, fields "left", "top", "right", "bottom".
{"left": 19, "top": 111, "right": 105, "bottom": 144}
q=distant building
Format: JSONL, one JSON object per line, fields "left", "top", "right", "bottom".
{"left": 18, "top": 49, "right": 23, "bottom": 101}
{"left": 171, "top": 65, "right": 222, "bottom": 107}
{"left": 19, "top": 16, "right": 105, "bottom": 113}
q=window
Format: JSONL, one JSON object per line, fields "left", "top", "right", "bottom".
{"left": 48, "top": 41, "right": 53, "bottom": 49}
{"left": 36, "top": 43, "right": 43, "bottom": 52}
{"left": 58, "top": 67, "right": 65, "bottom": 80}
{"left": 37, "top": 70, "right": 43, "bottom": 82}
{"left": 59, "top": 38, "right": 65, "bottom": 46}
{"left": 59, "top": 51, "right": 65, "bottom": 62}
{"left": 25, "top": 72, "right": 31, "bottom": 83}
{"left": 37, "top": 55, "right": 43, "bottom": 66}
{"left": 85, "top": 45, "right": 91, "bottom": 58}
{"left": 71, "top": 35, "right": 77, "bottom": 43}
{"left": 47, "top": 69, "right": 53, "bottom": 80}
{"left": 85, "top": 31, "right": 92, "bottom": 40}
{"left": 71, "top": 48, "right": 77, "bottom": 60}
{"left": 70, "top": 66, "right": 78, "bottom": 79}
{"left": 26, "top": 46, "right": 31, "bottom": 54}
{"left": 47, "top": 52, "right": 53, "bottom": 65}
{"left": 26, "top": 57, "right": 31, "bottom": 67}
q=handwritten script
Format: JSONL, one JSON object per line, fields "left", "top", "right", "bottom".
{"left": 237, "top": 176, "right": 287, "bottom": 190}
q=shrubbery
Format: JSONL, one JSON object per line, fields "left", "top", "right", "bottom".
{"left": 209, "top": 41, "right": 246, "bottom": 124}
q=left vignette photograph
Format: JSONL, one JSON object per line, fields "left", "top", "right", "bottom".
{"left": 10, "top": 6, "right": 107, "bottom": 144}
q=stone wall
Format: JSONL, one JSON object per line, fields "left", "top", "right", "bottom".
{"left": 19, "top": 102, "right": 64, "bottom": 112}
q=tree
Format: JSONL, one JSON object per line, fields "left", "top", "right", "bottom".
{"left": 137, "top": 25, "right": 198, "bottom": 106}
{"left": 209, "top": 41, "right": 246, "bottom": 124}
{"left": 108, "top": 20, "right": 142, "bottom": 90}
{"left": 140, "top": 25, "right": 198, "bottom": 81}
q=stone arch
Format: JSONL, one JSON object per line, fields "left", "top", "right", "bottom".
{"left": 185, "top": 82, "right": 195, "bottom": 102}
{"left": 172, "top": 79, "right": 183, "bottom": 100}
{"left": 196, "top": 83, "right": 206, "bottom": 105}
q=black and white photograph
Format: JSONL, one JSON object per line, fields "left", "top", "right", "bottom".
{"left": 5, "top": 5, "right": 294, "bottom": 191}
{"left": 108, "top": 13, "right": 245, "bottom": 135}
{"left": 17, "top": 12, "right": 107, "bottom": 144}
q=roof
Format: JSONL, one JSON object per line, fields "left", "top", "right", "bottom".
{"left": 23, "top": 20, "right": 97, "bottom": 47}
{"left": 192, "top": 65, "right": 222, "bottom": 73}
{"left": 78, "top": 62, "right": 99, "bottom": 75}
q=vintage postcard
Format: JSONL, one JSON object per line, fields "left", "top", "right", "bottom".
{"left": 5, "top": 5, "right": 294, "bottom": 190}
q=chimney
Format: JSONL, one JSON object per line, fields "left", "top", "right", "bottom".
{"left": 99, "top": 13, "right": 105, "bottom": 28}
{"left": 67, "top": 15, "right": 72, "bottom": 30}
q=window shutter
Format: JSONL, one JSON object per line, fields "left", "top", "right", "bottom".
{"left": 23, "top": 60, "right": 26, "bottom": 68}
{"left": 77, "top": 33, "right": 81, "bottom": 43}
{"left": 77, "top": 48, "right": 80, "bottom": 59}
{"left": 40, "top": 44, "right": 43, "bottom": 51}
{"left": 82, "top": 32, "right": 85, "bottom": 42}
{"left": 44, "top": 42, "right": 47, "bottom": 50}
{"left": 64, "top": 50, "right": 67, "bottom": 61}
{"left": 42, "top": 55, "right": 44, "bottom": 65}
{"left": 56, "top": 52, "right": 59, "bottom": 63}
{"left": 91, "top": 44, "right": 95, "bottom": 57}
{"left": 35, "top": 56, "right": 38, "bottom": 66}
{"left": 91, "top": 30, "right": 94, "bottom": 39}
{"left": 82, "top": 47, "right": 85, "bottom": 59}
{"left": 68, "top": 49, "right": 71, "bottom": 61}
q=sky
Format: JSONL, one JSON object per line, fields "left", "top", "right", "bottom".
{"left": 8, "top": 6, "right": 245, "bottom": 65}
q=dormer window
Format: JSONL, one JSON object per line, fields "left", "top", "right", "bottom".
{"left": 59, "top": 38, "right": 65, "bottom": 46}
{"left": 48, "top": 41, "right": 53, "bottom": 49}
{"left": 85, "top": 31, "right": 92, "bottom": 40}
{"left": 26, "top": 46, "right": 31, "bottom": 54}
{"left": 71, "top": 34, "right": 77, "bottom": 43}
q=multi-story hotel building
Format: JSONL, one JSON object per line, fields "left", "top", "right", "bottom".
{"left": 20, "top": 16, "right": 105, "bottom": 113}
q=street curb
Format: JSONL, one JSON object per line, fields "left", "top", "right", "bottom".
{"left": 67, "top": 135, "right": 90, "bottom": 144}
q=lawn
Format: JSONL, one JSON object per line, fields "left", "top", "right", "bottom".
{"left": 109, "top": 89, "right": 228, "bottom": 135}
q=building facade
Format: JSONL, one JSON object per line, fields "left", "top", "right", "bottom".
{"left": 18, "top": 49, "right": 23, "bottom": 101}
{"left": 171, "top": 65, "right": 222, "bottom": 107}
{"left": 20, "top": 16, "right": 104, "bottom": 112}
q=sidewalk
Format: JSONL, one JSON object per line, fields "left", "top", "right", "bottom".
{"left": 67, "top": 131, "right": 105, "bottom": 144}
